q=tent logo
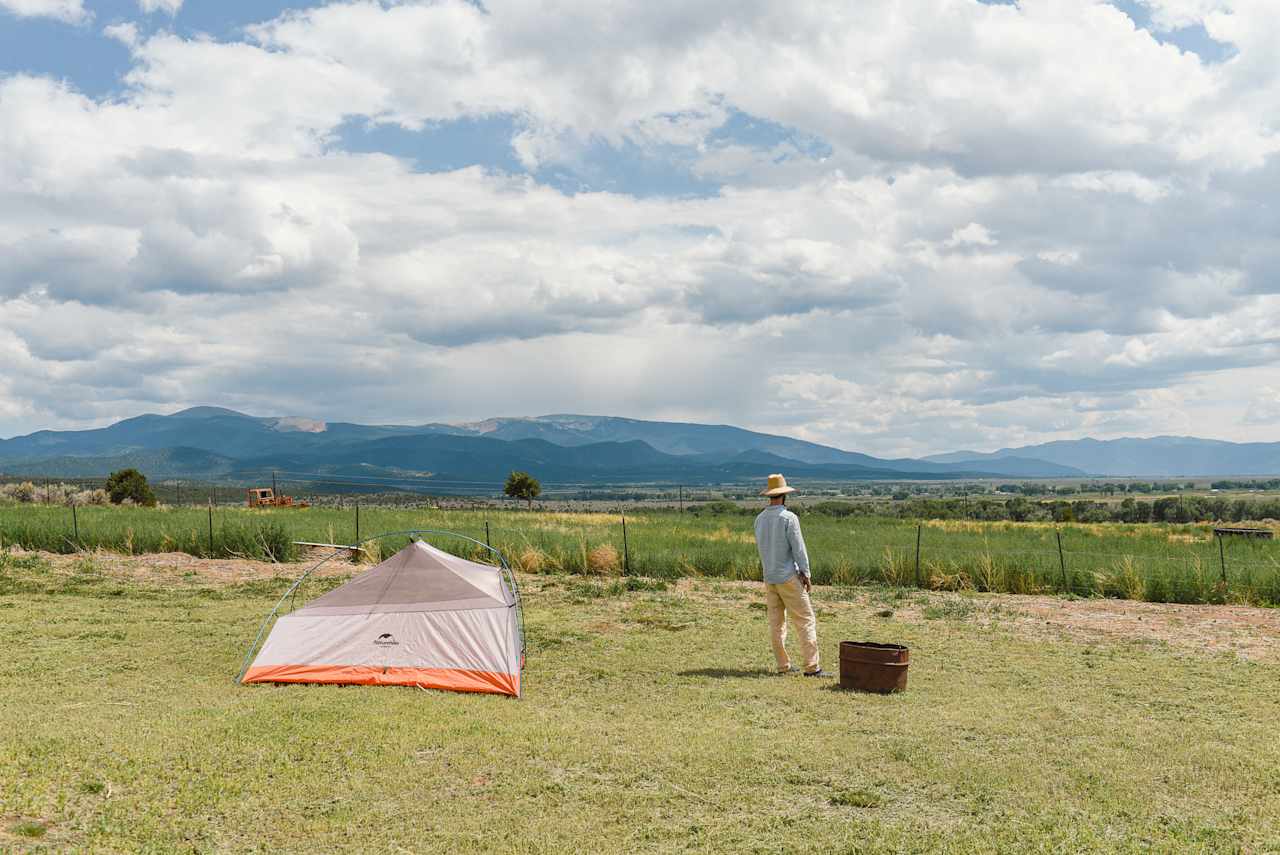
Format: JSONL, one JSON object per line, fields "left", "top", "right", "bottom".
{"left": 373, "top": 633, "right": 399, "bottom": 646}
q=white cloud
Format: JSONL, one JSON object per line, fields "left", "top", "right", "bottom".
{"left": 945, "top": 223, "right": 997, "bottom": 248}
{"left": 137, "top": 0, "right": 182, "bottom": 14}
{"left": 0, "top": 0, "right": 87, "bottom": 24}
{"left": 1136, "top": 0, "right": 1232, "bottom": 31}
{"left": 1, "top": 0, "right": 1279, "bottom": 455}
{"left": 103, "top": 22, "right": 139, "bottom": 47}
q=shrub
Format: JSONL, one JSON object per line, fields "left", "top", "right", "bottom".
{"left": 690, "top": 500, "right": 741, "bottom": 516}
{"left": 808, "top": 501, "right": 864, "bottom": 518}
{"left": 105, "top": 469, "right": 157, "bottom": 507}
{"left": 2, "top": 482, "right": 37, "bottom": 503}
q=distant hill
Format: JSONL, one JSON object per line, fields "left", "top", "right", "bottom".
{"left": 444, "top": 415, "right": 1083, "bottom": 477}
{"left": 923, "top": 436, "right": 1280, "bottom": 477}
{"left": 0, "top": 447, "right": 239, "bottom": 479}
{"left": 0, "top": 408, "right": 1086, "bottom": 487}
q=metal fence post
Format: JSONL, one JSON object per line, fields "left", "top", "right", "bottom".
{"left": 207, "top": 499, "right": 215, "bottom": 557}
{"left": 72, "top": 503, "right": 79, "bottom": 545}
{"left": 1217, "top": 533, "right": 1227, "bottom": 584}
{"left": 914, "top": 524, "right": 922, "bottom": 587}
{"left": 485, "top": 520, "right": 491, "bottom": 548}
{"left": 1057, "top": 529, "right": 1068, "bottom": 592}
{"left": 355, "top": 502, "right": 360, "bottom": 542}
{"left": 622, "top": 512, "right": 630, "bottom": 574}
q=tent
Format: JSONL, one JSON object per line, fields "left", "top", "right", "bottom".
{"left": 241, "top": 538, "right": 524, "bottom": 697}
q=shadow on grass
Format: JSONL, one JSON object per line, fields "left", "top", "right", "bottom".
{"left": 677, "top": 667, "right": 780, "bottom": 679}
{"left": 821, "top": 683, "right": 902, "bottom": 696}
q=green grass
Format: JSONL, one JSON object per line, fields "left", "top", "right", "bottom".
{"left": 2, "top": 505, "right": 1280, "bottom": 604}
{"left": 2, "top": 556, "right": 1279, "bottom": 852}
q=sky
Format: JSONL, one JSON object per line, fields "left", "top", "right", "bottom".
{"left": 0, "top": 0, "right": 1278, "bottom": 457}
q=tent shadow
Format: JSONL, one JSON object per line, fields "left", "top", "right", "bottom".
{"left": 677, "top": 667, "right": 779, "bottom": 679}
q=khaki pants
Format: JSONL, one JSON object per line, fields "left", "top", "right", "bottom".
{"left": 764, "top": 576, "right": 819, "bottom": 673}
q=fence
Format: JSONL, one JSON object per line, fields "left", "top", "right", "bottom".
{"left": 1, "top": 502, "right": 1278, "bottom": 607}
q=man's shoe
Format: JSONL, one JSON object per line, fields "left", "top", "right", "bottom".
{"left": 802, "top": 669, "right": 829, "bottom": 678}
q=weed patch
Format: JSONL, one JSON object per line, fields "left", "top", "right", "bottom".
{"left": 923, "top": 599, "right": 977, "bottom": 621}
{"left": 829, "top": 788, "right": 884, "bottom": 808}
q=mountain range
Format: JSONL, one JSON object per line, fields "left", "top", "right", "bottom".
{"left": 0, "top": 407, "right": 1086, "bottom": 488}
{"left": 0, "top": 408, "right": 1276, "bottom": 488}
{"left": 923, "top": 436, "right": 1280, "bottom": 478}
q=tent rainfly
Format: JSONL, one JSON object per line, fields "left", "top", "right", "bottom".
{"left": 241, "top": 539, "right": 524, "bottom": 697}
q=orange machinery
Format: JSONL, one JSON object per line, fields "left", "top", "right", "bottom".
{"left": 246, "top": 487, "right": 309, "bottom": 508}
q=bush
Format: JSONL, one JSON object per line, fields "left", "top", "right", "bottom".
{"left": 690, "top": 500, "right": 741, "bottom": 516}
{"left": 2, "top": 482, "right": 37, "bottom": 503}
{"left": 105, "top": 469, "right": 157, "bottom": 507}
{"left": 808, "top": 501, "right": 864, "bottom": 518}
{"left": 72, "top": 489, "right": 110, "bottom": 506}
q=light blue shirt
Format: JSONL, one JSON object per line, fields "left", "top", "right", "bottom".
{"left": 754, "top": 505, "right": 810, "bottom": 584}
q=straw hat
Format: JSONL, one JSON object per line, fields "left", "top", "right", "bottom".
{"left": 760, "top": 473, "right": 797, "bottom": 497}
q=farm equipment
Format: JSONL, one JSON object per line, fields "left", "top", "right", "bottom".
{"left": 246, "top": 487, "right": 309, "bottom": 509}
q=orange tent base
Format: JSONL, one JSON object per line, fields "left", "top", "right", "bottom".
{"left": 242, "top": 664, "right": 519, "bottom": 697}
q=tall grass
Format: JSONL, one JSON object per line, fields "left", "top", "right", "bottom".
{"left": 1, "top": 505, "right": 1278, "bottom": 605}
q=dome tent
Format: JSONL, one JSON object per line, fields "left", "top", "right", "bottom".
{"left": 238, "top": 533, "right": 525, "bottom": 697}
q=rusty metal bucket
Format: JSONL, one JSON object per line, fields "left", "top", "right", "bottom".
{"left": 839, "top": 641, "right": 909, "bottom": 693}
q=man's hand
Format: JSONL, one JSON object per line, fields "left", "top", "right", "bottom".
{"left": 800, "top": 575, "right": 812, "bottom": 593}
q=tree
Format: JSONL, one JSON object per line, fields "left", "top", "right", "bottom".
{"left": 504, "top": 471, "right": 541, "bottom": 509}
{"left": 105, "top": 468, "right": 157, "bottom": 507}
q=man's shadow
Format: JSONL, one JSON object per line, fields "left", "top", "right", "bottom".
{"left": 677, "top": 667, "right": 778, "bottom": 679}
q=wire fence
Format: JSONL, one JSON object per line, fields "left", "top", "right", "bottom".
{"left": 0, "top": 499, "right": 1277, "bottom": 606}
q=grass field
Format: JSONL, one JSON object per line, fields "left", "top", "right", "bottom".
{"left": 2, "top": 551, "right": 1279, "bottom": 853}
{"left": 2, "top": 504, "right": 1280, "bottom": 605}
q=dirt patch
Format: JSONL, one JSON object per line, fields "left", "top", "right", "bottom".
{"left": 675, "top": 577, "right": 1280, "bottom": 663}
{"left": 7, "top": 548, "right": 347, "bottom": 588}
{"left": 979, "top": 595, "right": 1280, "bottom": 662}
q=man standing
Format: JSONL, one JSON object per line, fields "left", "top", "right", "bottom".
{"left": 754, "top": 474, "right": 825, "bottom": 677}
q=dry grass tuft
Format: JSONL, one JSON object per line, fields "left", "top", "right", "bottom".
{"left": 586, "top": 544, "right": 622, "bottom": 576}
{"left": 513, "top": 546, "right": 548, "bottom": 574}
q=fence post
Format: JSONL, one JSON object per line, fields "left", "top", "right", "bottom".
{"left": 207, "top": 498, "right": 215, "bottom": 557}
{"left": 914, "top": 524, "right": 922, "bottom": 587}
{"left": 72, "top": 503, "right": 79, "bottom": 545}
{"left": 1217, "top": 533, "right": 1227, "bottom": 584}
{"left": 621, "top": 512, "right": 630, "bottom": 574}
{"left": 485, "top": 520, "right": 491, "bottom": 548}
{"left": 355, "top": 502, "right": 360, "bottom": 543}
{"left": 1056, "top": 529, "right": 1068, "bottom": 592}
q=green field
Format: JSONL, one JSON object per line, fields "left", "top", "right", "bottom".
{"left": 2, "top": 505, "right": 1280, "bottom": 605}
{"left": 1, "top": 552, "right": 1278, "bottom": 853}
